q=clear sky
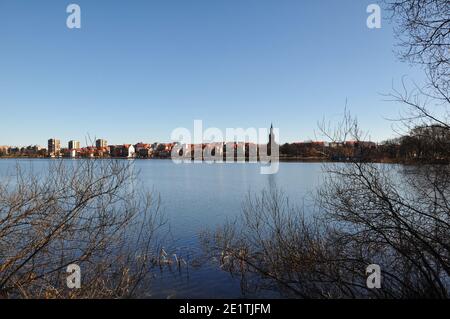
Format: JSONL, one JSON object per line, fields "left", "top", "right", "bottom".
{"left": 0, "top": 0, "right": 426, "bottom": 146}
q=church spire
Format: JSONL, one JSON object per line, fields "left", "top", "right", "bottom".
{"left": 268, "top": 123, "right": 275, "bottom": 156}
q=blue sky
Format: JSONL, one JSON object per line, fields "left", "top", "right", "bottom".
{"left": 0, "top": 0, "right": 425, "bottom": 146}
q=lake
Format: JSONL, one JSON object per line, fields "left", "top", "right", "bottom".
{"left": 0, "top": 158, "right": 325, "bottom": 298}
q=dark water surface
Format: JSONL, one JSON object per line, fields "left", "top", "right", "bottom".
{"left": 0, "top": 159, "right": 324, "bottom": 298}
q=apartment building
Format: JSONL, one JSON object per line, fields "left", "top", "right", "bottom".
{"left": 48, "top": 138, "right": 61, "bottom": 157}
{"left": 96, "top": 139, "right": 108, "bottom": 148}
{"left": 68, "top": 140, "right": 80, "bottom": 150}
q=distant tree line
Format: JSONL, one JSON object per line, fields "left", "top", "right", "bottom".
{"left": 279, "top": 124, "right": 449, "bottom": 163}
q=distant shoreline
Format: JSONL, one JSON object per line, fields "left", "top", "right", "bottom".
{"left": 0, "top": 156, "right": 439, "bottom": 165}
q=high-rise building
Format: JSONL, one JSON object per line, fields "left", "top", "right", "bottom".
{"left": 48, "top": 138, "right": 61, "bottom": 157}
{"left": 96, "top": 139, "right": 108, "bottom": 148}
{"left": 68, "top": 140, "right": 80, "bottom": 150}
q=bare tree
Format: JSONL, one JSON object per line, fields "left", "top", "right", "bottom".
{"left": 385, "top": 0, "right": 449, "bottom": 131}
{"left": 388, "top": 0, "right": 449, "bottom": 77}
{"left": 319, "top": 159, "right": 449, "bottom": 298}
{"left": 317, "top": 104, "right": 449, "bottom": 298}
{"left": 0, "top": 159, "right": 166, "bottom": 298}
{"left": 201, "top": 188, "right": 378, "bottom": 298}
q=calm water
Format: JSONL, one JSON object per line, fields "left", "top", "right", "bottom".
{"left": 0, "top": 159, "right": 325, "bottom": 298}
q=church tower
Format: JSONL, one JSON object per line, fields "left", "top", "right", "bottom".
{"left": 268, "top": 123, "right": 275, "bottom": 156}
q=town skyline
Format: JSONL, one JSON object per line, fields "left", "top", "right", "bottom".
{"left": 0, "top": 126, "right": 382, "bottom": 151}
